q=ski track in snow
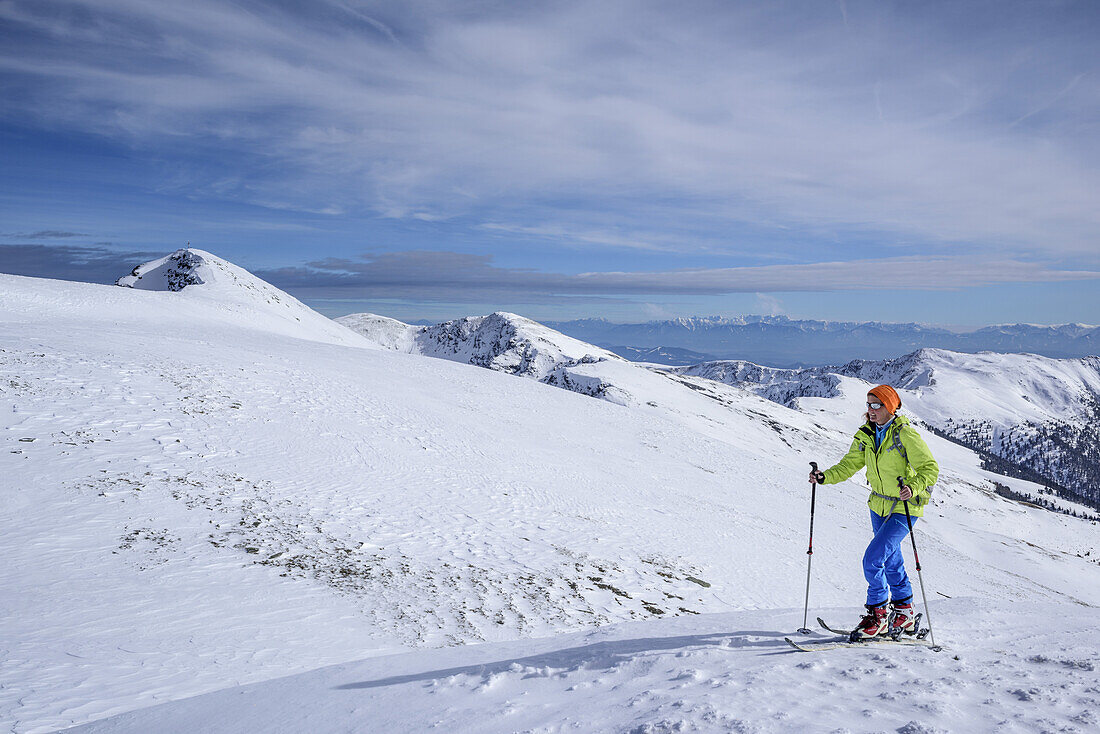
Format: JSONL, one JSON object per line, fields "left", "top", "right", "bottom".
{"left": 1, "top": 266, "right": 1098, "bottom": 733}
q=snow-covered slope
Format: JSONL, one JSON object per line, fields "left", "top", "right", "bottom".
{"left": 116, "top": 248, "right": 371, "bottom": 348}
{"left": 3, "top": 261, "right": 1098, "bottom": 733}
{"left": 675, "top": 348, "right": 1100, "bottom": 511}
{"left": 67, "top": 600, "right": 1100, "bottom": 734}
{"left": 333, "top": 312, "right": 421, "bottom": 352}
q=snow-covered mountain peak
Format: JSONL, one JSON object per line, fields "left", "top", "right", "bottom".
{"left": 422, "top": 310, "right": 620, "bottom": 361}
{"left": 430, "top": 311, "right": 623, "bottom": 379}
{"left": 340, "top": 310, "right": 624, "bottom": 385}
{"left": 833, "top": 347, "right": 941, "bottom": 390}
{"left": 117, "top": 248, "right": 290, "bottom": 308}
{"left": 114, "top": 247, "right": 370, "bottom": 347}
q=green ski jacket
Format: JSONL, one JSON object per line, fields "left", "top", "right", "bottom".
{"left": 821, "top": 414, "right": 940, "bottom": 517}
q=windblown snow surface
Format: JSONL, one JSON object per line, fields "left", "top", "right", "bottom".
{"left": 2, "top": 253, "right": 1098, "bottom": 734}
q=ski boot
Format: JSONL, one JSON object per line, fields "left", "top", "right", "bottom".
{"left": 849, "top": 602, "right": 889, "bottom": 642}
{"left": 887, "top": 598, "right": 919, "bottom": 640}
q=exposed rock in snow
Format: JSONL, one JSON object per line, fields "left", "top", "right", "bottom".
{"left": 672, "top": 360, "right": 843, "bottom": 407}
{"left": 340, "top": 310, "right": 623, "bottom": 394}
{"left": 117, "top": 248, "right": 207, "bottom": 291}
{"left": 416, "top": 312, "right": 622, "bottom": 380}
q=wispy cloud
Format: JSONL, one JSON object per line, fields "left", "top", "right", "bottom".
{"left": 256, "top": 250, "right": 1100, "bottom": 302}
{"left": 2, "top": 231, "right": 91, "bottom": 239}
{"left": 1, "top": 0, "right": 1097, "bottom": 265}
{"left": 478, "top": 222, "right": 674, "bottom": 253}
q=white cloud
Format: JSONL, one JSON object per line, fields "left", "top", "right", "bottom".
{"left": 479, "top": 222, "right": 673, "bottom": 253}
{"left": 2, "top": 0, "right": 1098, "bottom": 262}
{"left": 754, "top": 294, "right": 785, "bottom": 316}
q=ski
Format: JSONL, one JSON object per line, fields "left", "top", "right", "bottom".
{"left": 784, "top": 634, "right": 935, "bottom": 652}
{"left": 816, "top": 616, "right": 847, "bottom": 635}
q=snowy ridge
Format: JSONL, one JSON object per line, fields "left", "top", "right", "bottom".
{"left": 671, "top": 360, "right": 843, "bottom": 407}
{"left": 674, "top": 348, "right": 1100, "bottom": 510}
{"left": 416, "top": 312, "right": 623, "bottom": 380}
{"left": 674, "top": 347, "right": 1100, "bottom": 427}
{"left": 339, "top": 310, "right": 624, "bottom": 395}
{"left": 3, "top": 254, "right": 1099, "bottom": 733}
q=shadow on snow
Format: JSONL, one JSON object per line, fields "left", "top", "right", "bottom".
{"left": 335, "top": 630, "right": 794, "bottom": 691}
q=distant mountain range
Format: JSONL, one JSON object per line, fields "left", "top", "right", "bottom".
{"left": 543, "top": 316, "right": 1100, "bottom": 366}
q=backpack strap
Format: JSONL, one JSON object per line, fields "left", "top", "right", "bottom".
{"left": 888, "top": 428, "right": 907, "bottom": 461}
{"left": 891, "top": 424, "right": 935, "bottom": 505}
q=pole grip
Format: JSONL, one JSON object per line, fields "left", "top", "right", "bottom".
{"left": 806, "top": 463, "right": 818, "bottom": 555}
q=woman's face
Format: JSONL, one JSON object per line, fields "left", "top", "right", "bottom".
{"left": 867, "top": 394, "right": 894, "bottom": 426}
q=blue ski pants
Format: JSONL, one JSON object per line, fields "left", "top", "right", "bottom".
{"left": 864, "top": 509, "right": 916, "bottom": 606}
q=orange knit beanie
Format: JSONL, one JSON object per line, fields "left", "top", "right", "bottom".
{"left": 869, "top": 385, "right": 901, "bottom": 414}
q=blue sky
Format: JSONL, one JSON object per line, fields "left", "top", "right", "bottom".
{"left": 1, "top": 0, "right": 1098, "bottom": 326}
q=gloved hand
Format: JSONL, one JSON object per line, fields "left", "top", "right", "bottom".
{"left": 808, "top": 467, "right": 825, "bottom": 485}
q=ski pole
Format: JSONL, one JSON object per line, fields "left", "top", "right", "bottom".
{"left": 798, "top": 462, "right": 819, "bottom": 634}
{"left": 898, "top": 476, "right": 940, "bottom": 652}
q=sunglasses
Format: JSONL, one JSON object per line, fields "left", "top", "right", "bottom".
{"left": 866, "top": 401, "right": 884, "bottom": 410}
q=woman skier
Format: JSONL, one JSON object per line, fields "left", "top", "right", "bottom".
{"left": 809, "top": 384, "right": 939, "bottom": 640}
